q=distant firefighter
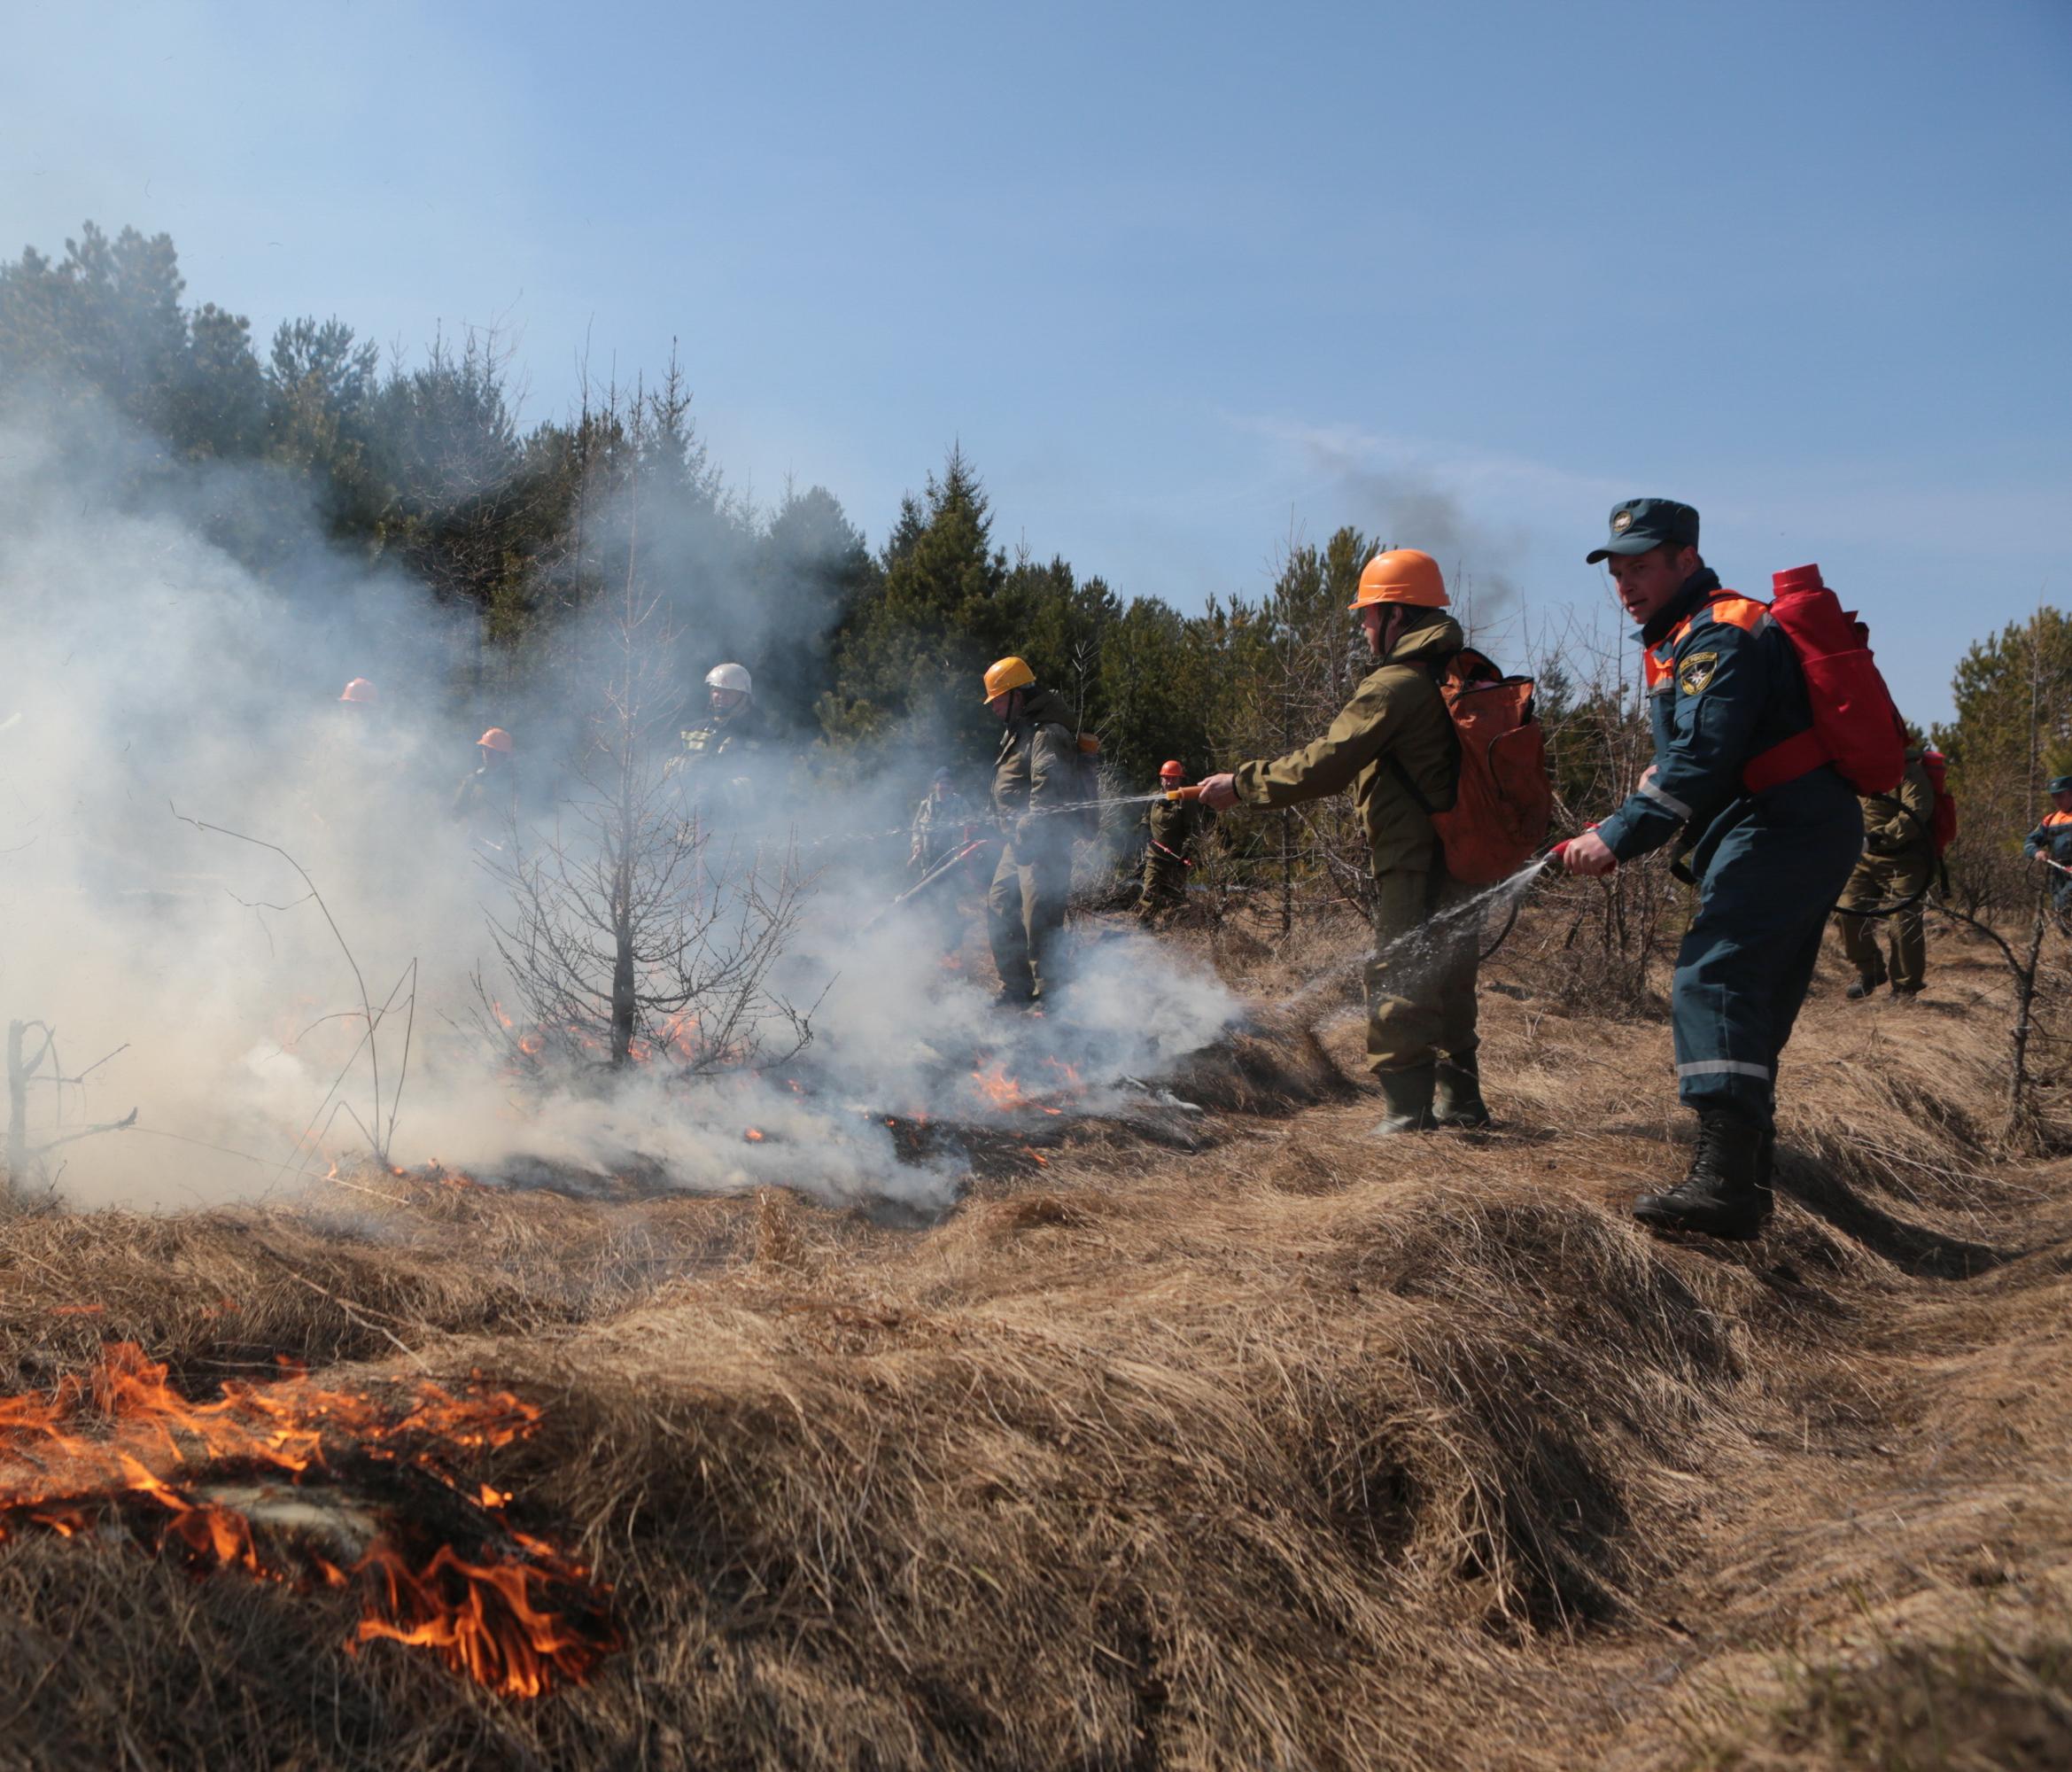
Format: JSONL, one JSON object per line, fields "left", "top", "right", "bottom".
{"left": 453, "top": 726, "right": 516, "bottom": 830}
{"left": 1138, "top": 761, "right": 1211, "bottom": 921}
{"left": 909, "top": 767, "right": 976, "bottom": 950}
{"left": 910, "top": 767, "right": 973, "bottom": 872}
{"left": 672, "top": 662, "right": 770, "bottom": 816}
{"left": 2025, "top": 775, "right": 2072, "bottom": 913}
{"left": 1833, "top": 742, "right": 1938, "bottom": 1000}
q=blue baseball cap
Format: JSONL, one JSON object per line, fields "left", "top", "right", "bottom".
{"left": 1587, "top": 498, "right": 1701, "bottom": 564}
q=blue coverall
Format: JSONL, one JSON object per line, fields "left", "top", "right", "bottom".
{"left": 2022, "top": 812, "right": 2072, "bottom": 911}
{"left": 1595, "top": 569, "right": 1864, "bottom": 1132}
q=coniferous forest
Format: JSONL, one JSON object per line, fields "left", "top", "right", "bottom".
{"left": 3, "top": 222, "right": 2060, "bottom": 907}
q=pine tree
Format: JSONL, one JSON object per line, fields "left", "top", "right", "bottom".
{"left": 823, "top": 445, "right": 1005, "bottom": 751}
{"left": 1935, "top": 607, "right": 2072, "bottom": 904}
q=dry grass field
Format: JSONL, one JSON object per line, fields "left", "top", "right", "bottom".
{"left": 0, "top": 902, "right": 2067, "bottom": 1770}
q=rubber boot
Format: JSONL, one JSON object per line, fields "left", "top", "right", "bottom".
{"left": 1432, "top": 1054, "right": 1492, "bottom": 1129}
{"left": 1634, "top": 1109, "right": 1772, "bottom": 1240}
{"left": 1845, "top": 958, "right": 1887, "bottom": 1001}
{"left": 1370, "top": 1063, "right": 1436, "bottom": 1136}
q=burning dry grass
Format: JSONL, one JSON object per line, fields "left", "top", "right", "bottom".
{"left": 0, "top": 909, "right": 2066, "bottom": 1766}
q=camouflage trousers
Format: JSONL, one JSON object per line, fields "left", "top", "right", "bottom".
{"left": 1365, "top": 868, "right": 1480, "bottom": 1075}
{"left": 1833, "top": 850, "right": 1932, "bottom": 993}
{"left": 1137, "top": 845, "right": 1188, "bottom": 917}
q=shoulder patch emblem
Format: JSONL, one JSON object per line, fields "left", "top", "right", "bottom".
{"left": 1678, "top": 650, "right": 1719, "bottom": 696}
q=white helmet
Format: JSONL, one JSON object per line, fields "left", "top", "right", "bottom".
{"left": 704, "top": 662, "right": 752, "bottom": 697}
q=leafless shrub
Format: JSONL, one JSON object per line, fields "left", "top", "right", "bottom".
{"left": 474, "top": 430, "right": 815, "bottom": 1079}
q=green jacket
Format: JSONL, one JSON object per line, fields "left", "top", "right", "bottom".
{"left": 1232, "top": 611, "right": 1463, "bottom": 877}
{"left": 1861, "top": 749, "right": 1936, "bottom": 859}
{"left": 671, "top": 701, "right": 778, "bottom": 815}
{"left": 991, "top": 685, "right": 1079, "bottom": 840}
{"left": 1148, "top": 796, "right": 1212, "bottom": 855}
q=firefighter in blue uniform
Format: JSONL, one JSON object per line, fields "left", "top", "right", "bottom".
{"left": 2023, "top": 777, "right": 2072, "bottom": 911}
{"left": 1561, "top": 500, "right": 1864, "bottom": 1240}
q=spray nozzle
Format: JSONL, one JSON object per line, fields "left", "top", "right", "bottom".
{"left": 1165, "top": 784, "right": 1205, "bottom": 803}
{"left": 1548, "top": 822, "right": 1603, "bottom": 870}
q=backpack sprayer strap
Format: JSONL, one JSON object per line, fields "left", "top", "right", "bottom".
{"left": 1380, "top": 655, "right": 1458, "bottom": 819}
{"left": 1742, "top": 727, "right": 1826, "bottom": 797}
{"left": 1384, "top": 752, "right": 1437, "bottom": 818}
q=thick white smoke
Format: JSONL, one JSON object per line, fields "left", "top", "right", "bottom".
{"left": 0, "top": 402, "right": 1238, "bottom": 1214}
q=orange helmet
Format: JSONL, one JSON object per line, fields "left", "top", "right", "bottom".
{"left": 1159, "top": 760, "right": 1185, "bottom": 781}
{"left": 982, "top": 656, "right": 1036, "bottom": 703}
{"left": 477, "top": 727, "right": 514, "bottom": 754}
{"left": 1349, "top": 548, "right": 1447, "bottom": 610}
{"left": 339, "top": 677, "right": 377, "bottom": 704}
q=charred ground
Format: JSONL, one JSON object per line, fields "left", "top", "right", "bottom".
{"left": 0, "top": 905, "right": 2067, "bottom": 1770}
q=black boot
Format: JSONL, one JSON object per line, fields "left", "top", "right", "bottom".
{"left": 1370, "top": 1063, "right": 1436, "bottom": 1136}
{"left": 1634, "top": 1109, "right": 1773, "bottom": 1240}
{"left": 1432, "top": 1054, "right": 1492, "bottom": 1129}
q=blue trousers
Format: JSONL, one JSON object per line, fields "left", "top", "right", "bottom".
{"left": 1673, "top": 777, "right": 1863, "bottom": 1131}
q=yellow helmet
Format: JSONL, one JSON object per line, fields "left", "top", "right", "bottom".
{"left": 982, "top": 656, "right": 1036, "bottom": 703}
{"left": 1349, "top": 548, "right": 1447, "bottom": 610}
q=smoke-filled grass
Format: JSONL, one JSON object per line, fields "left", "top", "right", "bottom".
{"left": 0, "top": 398, "right": 1243, "bottom": 1215}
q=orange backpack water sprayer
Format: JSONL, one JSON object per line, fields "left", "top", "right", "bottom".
{"left": 1400, "top": 647, "right": 1553, "bottom": 887}
{"left": 1742, "top": 565, "right": 1905, "bottom": 797}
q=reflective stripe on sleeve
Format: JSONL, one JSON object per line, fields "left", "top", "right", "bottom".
{"left": 1676, "top": 1059, "right": 1773, "bottom": 1080}
{"left": 1640, "top": 778, "right": 1695, "bottom": 819}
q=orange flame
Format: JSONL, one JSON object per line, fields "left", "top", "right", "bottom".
{"left": 971, "top": 1060, "right": 1031, "bottom": 1111}
{"left": 352, "top": 1540, "right": 614, "bottom": 1698}
{"left": 743, "top": 1128, "right": 765, "bottom": 1143}
{"left": 973, "top": 1057, "right": 1082, "bottom": 1116}
{"left": 0, "top": 1343, "right": 617, "bottom": 1697}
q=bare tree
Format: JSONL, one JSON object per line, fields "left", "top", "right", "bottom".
{"left": 3, "top": 1020, "right": 135, "bottom": 1197}
{"left": 1932, "top": 880, "right": 2063, "bottom": 1148}
{"left": 1459, "top": 603, "right": 1680, "bottom": 1013}
{"left": 477, "top": 401, "right": 815, "bottom": 1079}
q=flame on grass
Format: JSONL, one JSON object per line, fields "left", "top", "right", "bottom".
{"left": 0, "top": 1342, "right": 617, "bottom": 1698}
{"left": 970, "top": 1056, "right": 1083, "bottom": 1117}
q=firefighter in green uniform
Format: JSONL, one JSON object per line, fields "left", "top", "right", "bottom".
{"left": 983, "top": 657, "right": 1079, "bottom": 1006}
{"left": 1138, "top": 760, "right": 1212, "bottom": 921}
{"left": 1833, "top": 742, "right": 1936, "bottom": 999}
{"left": 2023, "top": 777, "right": 2072, "bottom": 912}
{"left": 1198, "top": 549, "right": 1486, "bottom": 1133}
{"left": 909, "top": 767, "right": 975, "bottom": 951}
{"left": 671, "top": 663, "right": 769, "bottom": 817}
{"left": 452, "top": 727, "right": 517, "bottom": 836}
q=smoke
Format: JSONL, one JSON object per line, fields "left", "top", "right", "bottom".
{"left": 0, "top": 398, "right": 1238, "bottom": 1214}
{"left": 1292, "top": 430, "right": 1527, "bottom": 632}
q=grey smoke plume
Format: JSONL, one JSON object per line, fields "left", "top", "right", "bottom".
{"left": 1296, "top": 432, "right": 1526, "bottom": 630}
{"left": 0, "top": 400, "right": 1238, "bottom": 1214}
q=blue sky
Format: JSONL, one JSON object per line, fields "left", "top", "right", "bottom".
{"left": 7, "top": 0, "right": 2068, "bottom": 721}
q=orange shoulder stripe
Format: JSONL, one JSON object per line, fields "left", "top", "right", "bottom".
{"left": 1701, "top": 594, "right": 1770, "bottom": 635}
